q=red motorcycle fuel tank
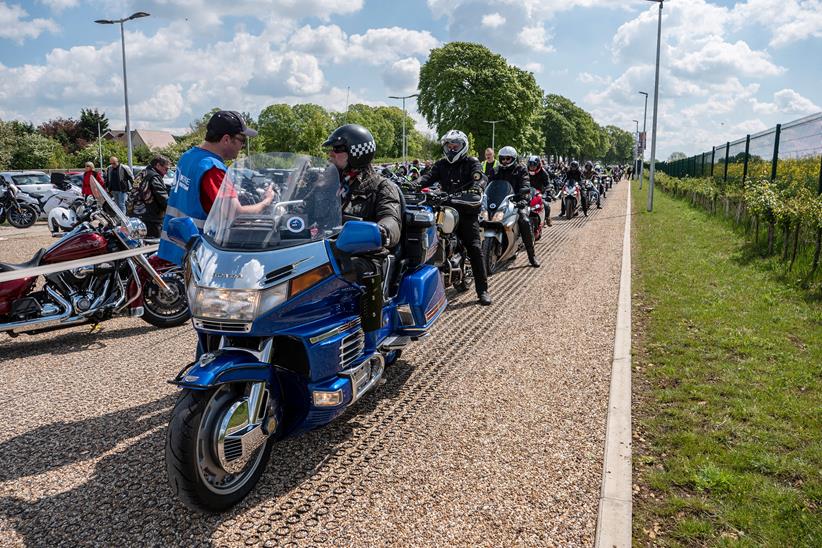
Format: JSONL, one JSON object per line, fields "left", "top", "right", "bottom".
{"left": 41, "top": 232, "right": 109, "bottom": 264}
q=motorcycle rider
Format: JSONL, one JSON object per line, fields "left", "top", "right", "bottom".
{"left": 561, "top": 160, "right": 589, "bottom": 217}
{"left": 418, "top": 130, "right": 492, "bottom": 306}
{"left": 491, "top": 146, "right": 540, "bottom": 267}
{"left": 526, "top": 155, "right": 553, "bottom": 227}
{"left": 582, "top": 160, "right": 602, "bottom": 209}
{"left": 322, "top": 123, "right": 402, "bottom": 277}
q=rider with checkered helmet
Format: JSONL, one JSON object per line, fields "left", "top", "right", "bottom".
{"left": 323, "top": 124, "right": 401, "bottom": 251}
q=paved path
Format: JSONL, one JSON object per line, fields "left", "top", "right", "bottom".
{"left": 0, "top": 181, "right": 629, "bottom": 547}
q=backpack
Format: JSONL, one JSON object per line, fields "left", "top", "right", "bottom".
{"left": 129, "top": 170, "right": 152, "bottom": 216}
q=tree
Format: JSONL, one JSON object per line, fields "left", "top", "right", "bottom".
{"left": 71, "top": 139, "right": 128, "bottom": 168}
{"left": 418, "top": 42, "right": 543, "bottom": 155}
{"left": 668, "top": 151, "right": 687, "bottom": 161}
{"left": 603, "top": 125, "right": 635, "bottom": 163}
{"left": 542, "top": 94, "right": 606, "bottom": 160}
{"left": 292, "top": 104, "right": 334, "bottom": 156}
{"left": 37, "top": 117, "right": 85, "bottom": 154}
{"left": 78, "top": 108, "right": 109, "bottom": 143}
{"left": 258, "top": 104, "right": 299, "bottom": 152}
{"left": 11, "top": 132, "right": 65, "bottom": 169}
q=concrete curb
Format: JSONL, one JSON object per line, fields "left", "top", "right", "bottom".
{"left": 595, "top": 179, "right": 633, "bottom": 547}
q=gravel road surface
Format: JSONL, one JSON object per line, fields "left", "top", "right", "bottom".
{"left": 0, "top": 181, "right": 628, "bottom": 547}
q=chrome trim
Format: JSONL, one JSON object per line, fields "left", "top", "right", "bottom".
{"left": 193, "top": 319, "right": 253, "bottom": 333}
{"left": 4, "top": 286, "right": 71, "bottom": 333}
{"left": 216, "top": 338, "right": 274, "bottom": 363}
{"left": 340, "top": 353, "right": 385, "bottom": 402}
{"left": 339, "top": 329, "right": 365, "bottom": 370}
{"left": 309, "top": 317, "right": 361, "bottom": 344}
{"left": 380, "top": 335, "right": 410, "bottom": 350}
{"left": 215, "top": 382, "right": 269, "bottom": 474}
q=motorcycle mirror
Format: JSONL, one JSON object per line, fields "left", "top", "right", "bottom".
{"left": 336, "top": 221, "right": 383, "bottom": 255}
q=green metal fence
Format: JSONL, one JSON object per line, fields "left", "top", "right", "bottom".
{"left": 659, "top": 112, "right": 822, "bottom": 193}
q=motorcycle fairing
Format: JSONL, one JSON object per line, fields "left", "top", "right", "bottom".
{"left": 171, "top": 349, "right": 274, "bottom": 389}
{"left": 395, "top": 264, "right": 446, "bottom": 332}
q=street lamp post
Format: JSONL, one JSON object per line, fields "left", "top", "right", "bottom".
{"left": 638, "top": 91, "right": 648, "bottom": 188}
{"left": 483, "top": 120, "right": 504, "bottom": 151}
{"left": 94, "top": 11, "right": 150, "bottom": 171}
{"left": 633, "top": 120, "right": 639, "bottom": 180}
{"left": 646, "top": 0, "right": 663, "bottom": 212}
{"left": 388, "top": 93, "right": 419, "bottom": 166}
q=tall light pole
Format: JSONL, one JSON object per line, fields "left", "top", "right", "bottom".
{"left": 94, "top": 11, "right": 150, "bottom": 171}
{"left": 633, "top": 120, "right": 639, "bottom": 180}
{"left": 388, "top": 93, "right": 419, "bottom": 166}
{"left": 646, "top": 0, "right": 663, "bottom": 212}
{"left": 483, "top": 120, "right": 504, "bottom": 151}
{"left": 638, "top": 91, "right": 648, "bottom": 188}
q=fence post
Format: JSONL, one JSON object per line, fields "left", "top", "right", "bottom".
{"left": 723, "top": 141, "right": 730, "bottom": 183}
{"left": 742, "top": 134, "right": 751, "bottom": 182}
{"left": 701, "top": 153, "right": 705, "bottom": 177}
{"left": 710, "top": 147, "right": 716, "bottom": 177}
{"left": 771, "top": 124, "right": 781, "bottom": 181}
{"left": 818, "top": 154, "right": 822, "bottom": 195}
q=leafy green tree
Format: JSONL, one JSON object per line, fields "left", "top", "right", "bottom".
{"left": 292, "top": 104, "right": 334, "bottom": 156}
{"left": 418, "top": 42, "right": 543, "bottom": 155}
{"left": 11, "top": 132, "right": 65, "bottom": 169}
{"left": 78, "top": 108, "right": 109, "bottom": 143}
{"left": 668, "top": 151, "right": 687, "bottom": 161}
{"left": 71, "top": 139, "right": 128, "bottom": 169}
{"left": 542, "top": 94, "right": 605, "bottom": 159}
{"left": 603, "top": 125, "right": 634, "bottom": 163}
{"left": 258, "top": 104, "right": 299, "bottom": 152}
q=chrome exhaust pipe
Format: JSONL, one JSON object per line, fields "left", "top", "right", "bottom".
{"left": 4, "top": 286, "right": 72, "bottom": 334}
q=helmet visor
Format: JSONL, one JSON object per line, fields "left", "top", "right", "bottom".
{"left": 499, "top": 156, "right": 514, "bottom": 166}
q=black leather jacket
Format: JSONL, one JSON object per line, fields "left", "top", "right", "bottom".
{"left": 418, "top": 156, "right": 486, "bottom": 195}
{"left": 341, "top": 166, "right": 402, "bottom": 250}
{"left": 489, "top": 164, "right": 531, "bottom": 198}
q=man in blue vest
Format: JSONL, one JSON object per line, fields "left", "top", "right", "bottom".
{"left": 158, "top": 110, "right": 273, "bottom": 265}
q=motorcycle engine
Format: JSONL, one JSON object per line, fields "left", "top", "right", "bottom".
{"left": 71, "top": 290, "right": 95, "bottom": 313}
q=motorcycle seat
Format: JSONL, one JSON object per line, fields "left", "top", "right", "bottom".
{"left": 0, "top": 248, "right": 46, "bottom": 272}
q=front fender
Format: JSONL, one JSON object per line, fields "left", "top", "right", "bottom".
{"left": 170, "top": 349, "right": 272, "bottom": 389}
{"left": 483, "top": 226, "right": 504, "bottom": 243}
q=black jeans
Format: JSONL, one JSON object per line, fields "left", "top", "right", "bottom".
{"left": 455, "top": 213, "right": 488, "bottom": 294}
{"left": 517, "top": 209, "right": 537, "bottom": 260}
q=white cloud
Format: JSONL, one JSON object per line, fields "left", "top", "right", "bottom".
{"left": 288, "top": 25, "right": 439, "bottom": 66}
{"left": 753, "top": 89, "right": 821, "bottom": 115}
{"left": 382, "top": 57, "right": 421, "bottom": 94}
{"left": 730, "top": 0, "right": 822, "bottom": 47}
{"left": 132, "top": 84, "right": 185, "bottom": 121}
{"left": 0, "top": 1, "right": 58, "bottom": 43}
{"left": 481, "top": 13, "right": 506, "bottom": 29}
{"left": 38, "top": 0, "right": 79, "bottom": 11}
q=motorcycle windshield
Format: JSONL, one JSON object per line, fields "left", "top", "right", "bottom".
{"left": 485, "top": 180, "right": 514, "bottom": 210}
{"left": 203, "top": 153, "right": 343, "bottom": 251}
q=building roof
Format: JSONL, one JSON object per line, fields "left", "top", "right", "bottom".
{"left": 103, "top": 129, "right": 177, "bottom": 150}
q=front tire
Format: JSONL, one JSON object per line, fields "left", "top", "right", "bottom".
{"left": 141, "top": 270, "right": 190, "bottom": 328}
{"left": 482, "top": 237, "right": 499, "bottom": 275}
{"left": 166, "top": 385, "right": 273, "bottom": 513}
{"left": 8, "top": 204, "right": 37, "bottom": 228}
{"left": 453, "top": 253, "right": 473, "bottom": 292}
{"left": 565, "top": 197, "right": 574, "bottom": 220}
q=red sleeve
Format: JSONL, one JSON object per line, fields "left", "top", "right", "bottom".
{"left": 200, "top": 167, "right": 227, "bottom": 213}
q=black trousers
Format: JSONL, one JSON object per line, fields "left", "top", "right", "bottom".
{"left": 517, "top": 210, "right": 537, "bottom": 260}
{"left": 455, "top": 213, "right": 488, "bottom": 294}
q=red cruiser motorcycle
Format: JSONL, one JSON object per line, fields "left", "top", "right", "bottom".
{"left": 0, "top": 182, "right": 189, "bottom": 337}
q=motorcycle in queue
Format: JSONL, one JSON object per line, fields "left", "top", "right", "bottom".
{"left": 0, "top": 180, "right": 190, "bottom": 336}
{"left": 561, "top": 179, "right": 585, "bottom": 220}
{"left": 0, "top": 179, "right": 38, "bottom": 228}
{"left": 163, "top": 153, "right": 446, "bottom": 513}
{"left": 415, "top": 186, "right": 479, "bottom": 292}
{"left": 481, "top": 180, "right": 525, "bottom": 274}
{"left": 528, "top": 187, "right": 546, "bottom": 241}
{"left": 584, "top": 179, "right": 601, "bottom": 209}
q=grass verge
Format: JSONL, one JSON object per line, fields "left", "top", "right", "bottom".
{"left": 631, "top": 179, "right": 821, "bottom": 546}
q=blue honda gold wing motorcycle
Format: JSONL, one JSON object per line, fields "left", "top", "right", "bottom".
{"left": 164, "top": 154, "right": 445, "bottom": 512}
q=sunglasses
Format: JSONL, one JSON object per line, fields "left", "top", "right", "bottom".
{"left": 330, "top": 145, "right": 348, "bottom": 154}
{"left": 232, "top": 134, "right": 247, "bottom": 145}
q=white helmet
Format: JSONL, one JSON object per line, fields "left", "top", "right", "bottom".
{"left": 498, "top": 146, "right": 518, "bottom": 170}
{"left": 440, "top": 130, "right": 469, "bottom": 164}
{"left": 48, "top": 206, "right": 77, "bottom": 234}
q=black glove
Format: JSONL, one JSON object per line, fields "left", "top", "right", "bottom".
{"left": 516, "top": 200, "right": 528, "bottom": 209}
{"left": 467, "top": 184, "right": 482, "bottom": 196}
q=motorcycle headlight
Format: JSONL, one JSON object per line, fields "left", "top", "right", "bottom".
{"left": 126, "top": 218, "right": 147, "bottom": 239}
{"left": 191, "top": 287, "right": 261, "bottom": 321}
{"left": 491, "top": 210, "right": 505, "bottom": 222}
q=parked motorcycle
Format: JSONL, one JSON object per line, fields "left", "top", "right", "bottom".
{"left": 163, "top": 153, "right": 447, "bottom": 512}
{"left": 17, "top": 172, "right": 82, "bottom": 220}
{"left": 0, "top": 180, "right": 189, "bottom": 336}
{"left": 481, "top": 179, "right": 524, "bottom": 274}
{"left": 0, "top": 179, "right": 38, "bottom": 228}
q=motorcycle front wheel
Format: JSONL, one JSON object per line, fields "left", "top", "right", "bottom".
{"left": 565, "top": 197, "right": 575, "bottom": 220}
{"left": 166, "top": 384, "right": 274, "bottom": 513}
{"left": 453, "top": 253, "right": 473, "bottom": 293}
{"left": 8, "top": 204, "right": 37, "bottom": 228}
{"left": 141, "top": 270, "right": 190, "bottom": 328}
{"left": 482, "top": 237, "right": 499, "bottom": 275}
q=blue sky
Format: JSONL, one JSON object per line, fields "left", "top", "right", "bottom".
{"left": 1, "top": 0, "right": 820, "bottom": 158}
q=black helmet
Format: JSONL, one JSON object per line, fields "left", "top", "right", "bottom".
{"left": 570, "top": 160, "right": 579, "bottom": 170}
{"left": 584, "top": 160, "right": 593, "bottom": 170}
{"left": 323, "top": 124, "right": 377, "bottom": 169}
